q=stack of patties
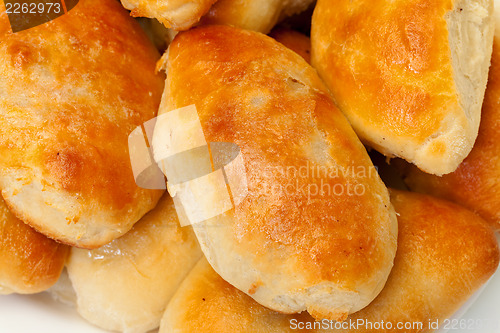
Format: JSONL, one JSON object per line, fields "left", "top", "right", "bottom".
{"left": 1, "top": 0, "right": 499, "bottom": 332}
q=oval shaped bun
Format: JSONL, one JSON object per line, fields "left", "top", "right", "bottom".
{"left": 160, "top": 190, "right": 499, "bottom": 333}
{"left": 398, "top": 5, "right": 500, "bottom": 229}
{"left": 67, "top": 194, "right": 202, "bottom": 333}
{"left": 312, "top": 0, "right": 495, "bottom": 175}
{"left": 160, "top": 258, "right": 315, "bottom": 333}
{"left": 0, "top": 197, "right": 68, "bottom": 295}
{"left": 155, "top": 25, "right": 398, "bottom": 321}
{"left": 0, "top": 0, "right": 164, "bottom": 248}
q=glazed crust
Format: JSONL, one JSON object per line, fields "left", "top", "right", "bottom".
{"left": 67, "top": 194, "right": 202, "bottom": 332}
{"left": 311, "top": 0, "right": 494, "bottom": 175}
{"left": 121, "top": 0, "right": 218, "bottom": 31}
{"left": 159, "top": 25, "right": 397, "bottom": 320}
{"left": 0, "top": 0, "right": 164, "bottom": 248}
{"left": 0, "top": 197, "right": 68, "bottom": 295}
{"left": 270, "top": 28, "right": 311, "bottom": 64}
{"left": 160, "top": 258, "right": 315, "bottom": 333}
{"left": 399, "top": 34, "right": 500, "bottom": 229}
{"left": 160, "top": 191, "right": 499, "bottom": 333}
{"left": 335, "top": 189, "right": 500, "bottom": 333}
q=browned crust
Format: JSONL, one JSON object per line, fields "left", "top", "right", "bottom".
{"left": 399, "top": 36, "right": 500, "bottom": 230}
{"left": 0, "top": 197, "right": 68, "bottom": 294}
{"left": 311, "top": 0, "right": 490, "bottom": 175}
{"left": 165, "top": 25, "right": 396, "bottom": 319}
{"left": 0, "top": 0, "right": 165, "bottom": 248}
{"left": 162, "top": 191, "right": 499, "bottom": 333}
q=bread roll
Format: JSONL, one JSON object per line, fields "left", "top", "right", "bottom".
{"left": 153, "top": 25, "right": 397, "bottom": 321}
{"left": 330, "top": 189, "right": 499, "bottom": 333}
{"left": 200, "top": 0, "right": 315, "bottom": 33}
{"left": 311, "top": 0, "right": 495, "bottom": 175}
{"left": 0, "top": 0, "right": 164, "bottom": 248}
{"left": 398, "top": 3, "right": 500, "bottom": 229}
{"left": 160, "top": 190, "right": 499, "bottom": 333}
{"left": 66, "top": 194, "right": 202, "bottom": 333}
{"left": 270, "top": 28, "right": 311, "bottom": 64}
{"left": 160, "top": 258, "right": 315, "bottom": 333}
{"left": 121, "top": 0, "right": 218, "bottom": 30}
{"left": 0, "top": 197, "right": 68, "bottom": 295}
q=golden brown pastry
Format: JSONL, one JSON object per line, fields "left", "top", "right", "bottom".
{"left": 160, "top": 190, "right": 499, "bottom": 333}
{"left": 200, "top": 0, "right": 315, "bottom": 33}
{"left": 66, "top": 194, "right": 202, "bottom": 333}
{"left": 0, "top": 196, "right": 68, "bottom": 295}
{"left": 270, "top": 27, "right": 311, "bottom": 64}
{"left": 0, "top": 0, "right": 164, "bottom": 248}
{"left": 160, "top": 258, "right": 315, "bottom": 333}
{"left": 153, "top": 25, "right": 397, "bottom": 321}
{"left": 398, "top": 7, "right": 500, "bottom": 229}
{"left": 327, "top": 189, "right": 500, "bottom": 333}
{"left": 311, "top": 0, "right": 495, "bottom": 175}
{"left": 121, "top": 0, "right": 218, "bottom": 30}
